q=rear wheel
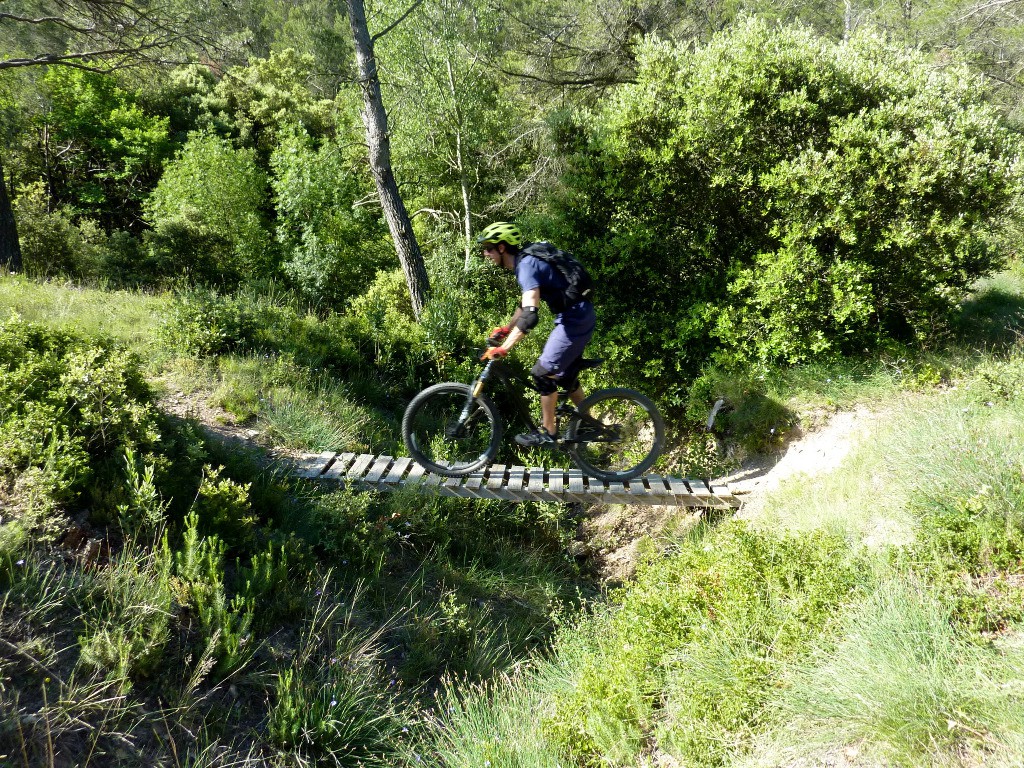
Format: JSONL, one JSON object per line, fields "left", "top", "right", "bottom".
{"left": 402, "top": 383, "right": 502, "bottom": 476}
{"left": 566, "top": 388, "right": 664, "bottom": 481}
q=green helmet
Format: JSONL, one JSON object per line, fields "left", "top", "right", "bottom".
{"left": 476, "top": 221, "right": 523, "bottom": 247}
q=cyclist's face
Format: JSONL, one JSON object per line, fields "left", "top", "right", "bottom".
{"left": 481, "top": 243, "right": 506, "bottom": 268}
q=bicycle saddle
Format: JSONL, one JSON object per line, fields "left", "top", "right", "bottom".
{"left": 577, "top": 358, "right": 604, "bottom": 371}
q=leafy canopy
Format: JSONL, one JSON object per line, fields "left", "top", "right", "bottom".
{"left": 553, "top": 18, "right": 1022, "bottom": 400}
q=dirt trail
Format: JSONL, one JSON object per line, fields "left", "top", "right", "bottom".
{"left": 581, "top": 407, "right": 876, "bottom": 585}
{"left": 158, "top": 388, "right": 875, "bottom": 585}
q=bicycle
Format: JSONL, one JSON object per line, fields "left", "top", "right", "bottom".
{"left": 401, "top": 349, "right": 665, "bottom": 481}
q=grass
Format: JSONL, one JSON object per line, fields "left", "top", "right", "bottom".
{"left": 7, "top": 268, "right": 1024, "bottom": 767}
{"left": 0, "top": 275, "right": 168, "bottom": 359}
{"left": 742, "top": 574, "right": 1024, "bottom": 768}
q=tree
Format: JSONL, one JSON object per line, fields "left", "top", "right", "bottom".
{"left": 346, "top": 0, "right": 429, "bottom": 318}
{"left": 30, "top": 68, "right": 172, "bottom": 233}
{"left": 0, "top": 0, "right": 220, "bottom": 72}
{"left": 0, "top": 0, "right": 221, "bottom": 269}
{"left": 382, "top": 0, "right": 540, "bottom": 266}
{"left": 553, "top": 19, "right": 1022, "bottom": 397}
{"left": 0, "top": 155, "right": 21, "bottom": 271}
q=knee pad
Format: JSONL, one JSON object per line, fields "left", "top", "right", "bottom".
{"left": 531, "top": 362, "right": 558, "bottom": 394}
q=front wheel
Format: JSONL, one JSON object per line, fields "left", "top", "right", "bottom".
{"left": 566, "top": 388, "right": 665, "bottom": 481}
{"left": 402, "top": 383, "right": 503, "bottom": 477}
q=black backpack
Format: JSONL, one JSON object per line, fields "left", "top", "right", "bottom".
{"left": 521, "top": 242, "right": 596, "bottom": 308}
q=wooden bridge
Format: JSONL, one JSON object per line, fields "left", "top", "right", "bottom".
{"left": 294, "top": 452, "right": 744, "bottom": 508}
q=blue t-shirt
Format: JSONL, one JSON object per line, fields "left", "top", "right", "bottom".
{"left": 514, "top": 252, "right": 594, "bottom": 333}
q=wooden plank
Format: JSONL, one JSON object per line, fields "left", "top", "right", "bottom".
{"left": 485, "top": 464, "right": 507, "bottom": 491}
{"left": 295, "top": 451, "right": 336, "bottom": 478}
{"left": 382, "top": 456, "right": 412, "bottom": 485}
{"left": 363, "top": 456, "right": 394, "bottom": 484}
{"left": 346, "top": 453, "right": 376, "bottom": 480}
{"left": 603, "top": 480, "right": 633, "bottom": 504}
{"left": 423, "top": 471, "right": 445, "bottom": 488}
{"left": 487, "top": 464, "right": 522, "bottom": 500}
{"left": 528, "top": 468, "right": 561, "bottom": 505}
{"left": 323, "top": 452, "right": 357, "bottom": 481}
{"left": 548, "top": 468, "right": 566, "bottom": 498}
{"left": 710, "top": 484, "right": 742, "bottom": 508}
{"left": 527, "top": 467, "right": 560, "bottom": 502}
{"left": 459, "top": 471, "right": 492, "bottom": 499}
{"left": 505, "top": 465, "right": 538, "bottom": 501}
{"left": 507, "top": 466, "right": 527, "bottom": 492}
{"left": 442, "top": 475, "right": 476, "bottom": 499}
{"left": 644, "top": 475, "right": 672, "bottom": 500}
{"left": 686, "top": 478, "right": 729, "bottom": 509}
{"left": 405, "top": 462, "right": 426, "bottom": 484}
{"left": 626, "top": 477, "right": 648, "bottom": 497}
{"left": 569, "top": 468, "right": 585, "bottom": 505}
{"left": 581, "top": 476, "right": 614, "bottom": 505}
{"left": 667, "top": 477, "right": 700, "bottom": 507}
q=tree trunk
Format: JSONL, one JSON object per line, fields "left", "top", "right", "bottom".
{"left": 347, "top": 0, "right": 430, "bottom": 319}
{"left": 0, "top": 154, "right": 22, "bottom": 273}
{"left": 446, "top": 58, "right": 474, "bottom": 270}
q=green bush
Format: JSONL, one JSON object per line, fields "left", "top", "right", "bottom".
{"left": 159, "top": 287, "right": 261, "bottom": 356}
{"left": 272, "top": 130, "right": 394, "bottom": 309}
{"left": 33, "top": 68, "right": 172, "bottom": 232}
{"left": 144, "top": 131, "right": 276, "bottom": 286}
{"left": 544, "top": 522, "right": 864, "bottom": 767}
{"left": 685, "top": 365, "right": 796, "bottom": 454}
{"left": 14, "top": 182, "right": 108, "bottom": 279}
{"left": 78, "top": 543, "right": 174, "bottom": 684}
{"left": 0, "top": 315, "right": 163, "bottom": 526}
{"left": 552, "top": 19, "right": 1022, "bottom": 400}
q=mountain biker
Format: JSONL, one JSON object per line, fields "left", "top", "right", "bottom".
{"left": 476, "top": 221, "right": 596, "bottom": 448}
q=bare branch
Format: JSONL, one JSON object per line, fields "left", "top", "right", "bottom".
{"left": 371, "top": 0, "right": 425, "bottom": 42}
{"left": 958, "top": 0, "right": 1021, "bottom": 22}
{"left": 0, "top": 13, "right": 97, "bottom": 34}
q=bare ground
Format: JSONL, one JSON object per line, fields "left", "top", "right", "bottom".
{"left": 155, "top": 388, "right": 875, "bottom": 585}
{"left": 579, "top": 407, "right": 877, "bottom": 585}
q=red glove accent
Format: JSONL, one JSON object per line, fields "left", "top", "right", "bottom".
{"left": 481, "top": 346, "right": 509, "bottom": 361}
{"left": 489, "top": 325, "right": 512, "bottom": 342}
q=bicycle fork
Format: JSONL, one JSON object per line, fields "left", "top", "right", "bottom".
{"left": 451, "top": 362, "right": 494, "bottom": 435}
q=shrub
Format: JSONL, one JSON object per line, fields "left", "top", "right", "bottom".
{"left": 14, "top": 182, "right": 107, "bottom": 279}
{"left": 159, "top": 287, "right": 261, "bottom": 357}
{"left": 34, "top": 68, "right": 172, "bottom": 232}
{"left": 144, "top": 131, "right": 276, "bottom": 286}
{"left": 0, "top": 315, "right": 163, "bottom": 526}
{"left": 272, "top": 130, "right": 393, "bottom": 309}
{"left": 552, "top": 19, "right": 1022, "bottom": 399}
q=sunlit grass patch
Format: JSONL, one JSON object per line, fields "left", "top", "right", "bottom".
{"left": 742, "top": 574, "right": 1024, "bottom": 768}
{"left": 413, "top": 670, "right": 563, "bottom": 768}
{"left": 0, "top": 274, "right": 168, "bottom": 357}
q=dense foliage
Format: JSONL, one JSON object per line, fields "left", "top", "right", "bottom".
{"left": 0, "top": 315, "right": 167, "bottom": 528}
{"left": 550, "top": 20, "right": 1022, "bottom": 401}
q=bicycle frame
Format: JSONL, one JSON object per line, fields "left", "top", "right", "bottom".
{"left": 464, "top": 356, "right": 604, "bottom": 447}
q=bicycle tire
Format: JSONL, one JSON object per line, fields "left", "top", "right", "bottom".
{"left": 565, "top": 388, "right": 665, "bottom": 481}
{"left": 402, "top": 383, "right": 503, "bottom": 477}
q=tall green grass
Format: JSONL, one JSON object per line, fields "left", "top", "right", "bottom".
{"left": 0, "top": 275, "right": 168, "bottom": 357}
{"left": 742, "top": 575, "right": 1024, "bottom": 768}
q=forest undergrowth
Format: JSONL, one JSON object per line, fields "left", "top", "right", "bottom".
{"left": 2, "top": 268, "right": 1024, "bottom": 767}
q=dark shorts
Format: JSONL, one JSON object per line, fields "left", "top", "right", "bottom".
{"left": 538, "top": 302, "right": 596, "bottom": 380}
